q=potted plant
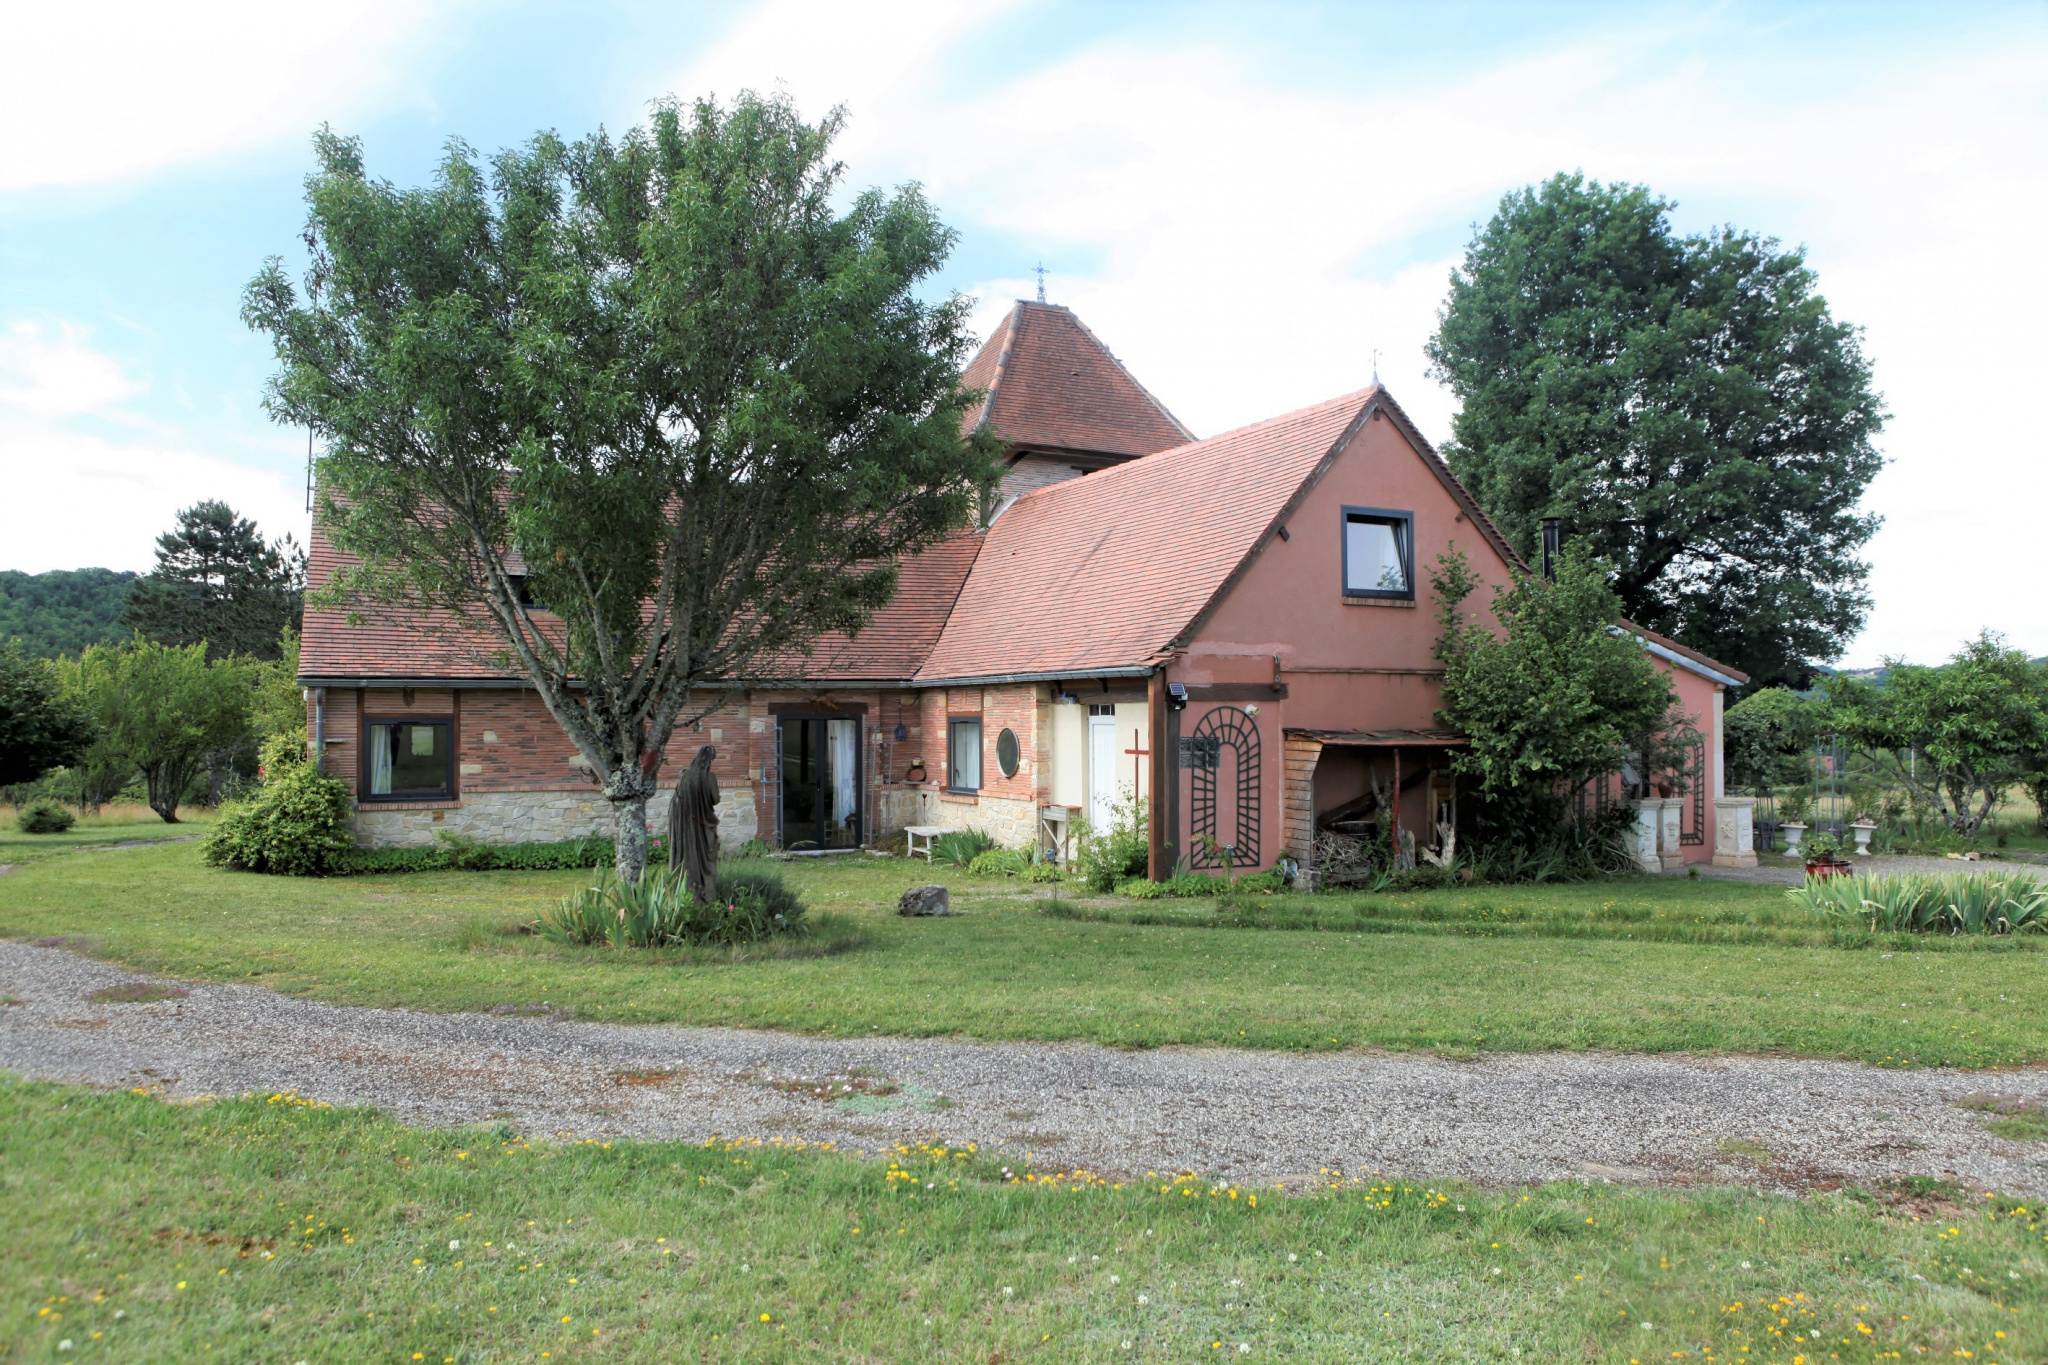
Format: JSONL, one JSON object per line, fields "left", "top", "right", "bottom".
{"left": 1802, "top": 830, "right": 1850, "bottom": 879}
{"left": 1848, "top": 814, "right": 1879, "bottom": 857}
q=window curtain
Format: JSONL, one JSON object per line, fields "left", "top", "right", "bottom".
{"left": 949, "top": 719, "right": 982, "bottom": 791}
{"left": 369, "top": 723, "right": 394, "bottom": 795}
{"left": 828, "top": 718, "right": 858, "bottom": 835}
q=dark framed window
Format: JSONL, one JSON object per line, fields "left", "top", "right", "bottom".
{"left": 995, "top": 727, "right": 1021, "bottom": 779}
{"left": 947, "top": 717, "right": 983, "bottom": 793}
{"left": 361, "top": 718, "right": 454, "bottom": 801}
{"left": 1341, "top": 506, "right": 1414, "bottom": 599}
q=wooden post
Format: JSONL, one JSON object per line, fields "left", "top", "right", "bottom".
{"left": 1391, "top": 746, "right": 1401, "bottom": 848}
{"left": 1148, "top": 670, "right": 1171, "bottom": 880}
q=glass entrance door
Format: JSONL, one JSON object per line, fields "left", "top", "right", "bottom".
{"left": 778, "top": 716, "right": 860, "bottom": 850}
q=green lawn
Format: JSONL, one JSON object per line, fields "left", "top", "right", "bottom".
{"left": 0, "top": 802, "right": 209, "bottom": 866}
{"left": 5, "top": 1077, "right": 2041, "bottom": 1363}
{"left": 2, "top": 843, "right": 2044, "bottom": 1066}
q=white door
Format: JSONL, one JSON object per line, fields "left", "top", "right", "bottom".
{"left": 1088, "top": 710, "right": 1119, "bottom": 830}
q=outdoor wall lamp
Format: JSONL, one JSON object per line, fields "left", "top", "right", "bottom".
{"left": 1166, "top": 682, "right": 1188, "bottom": 711}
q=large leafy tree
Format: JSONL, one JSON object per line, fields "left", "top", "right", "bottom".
{"left": 1431, "top": 545, "right": 1695, "bottom": 823}
{"left": 0, "top": 641, "right": 95, "bottom": 788}
{"left": 124, "top": 501, "right": 305, "bottom": 661}
{"left": 1427, "top": 173, "right": 1886, "bottom": 690}
{"left": 1825, "top": 633, "right": 2046, "bottom": 838}
{"left": 1830, "top": 649, "right": 2048, "bottom": 836}
{"left": 244, "top": 95, "right": 997, "bottom": 880}
{"left": 60, "top": 641, "right": 251, "bottom": 822}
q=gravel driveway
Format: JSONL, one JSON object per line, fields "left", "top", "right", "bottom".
{"left": 4, "top": 939, "right": 2046, "bottom": 1195}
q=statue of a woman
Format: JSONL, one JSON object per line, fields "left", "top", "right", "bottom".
{"left": 667, "top": 745, "right": 720, "bottom": 904}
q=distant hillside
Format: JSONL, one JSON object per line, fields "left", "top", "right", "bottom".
{"left": 0, "top": 568, "right": 137, "bottom": 658}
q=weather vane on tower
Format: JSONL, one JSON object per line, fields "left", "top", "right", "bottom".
{"left": 1033, "top": 261, "right": 1047, "bottom": 304}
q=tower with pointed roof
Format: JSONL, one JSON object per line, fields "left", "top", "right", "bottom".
{"left": 958, "top": 301, "right": 1195, "bottom": 505}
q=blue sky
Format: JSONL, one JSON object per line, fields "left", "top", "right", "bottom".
{"left": 2, "top": 0, "right": 2042, "bottom": 667}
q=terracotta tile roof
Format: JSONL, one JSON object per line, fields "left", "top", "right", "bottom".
{"left": 915, "top": 387, "right": 1381, "bottom": 683}
{"left": 962, "top": 301, "right": 1193, "bottom": 458}
{"left": 298, "top": 521, "right": 984, "bottom": 686}
{"left": 300, "top": 522, "right": 521, "bottom": 682}
{"left": 751, "top": 530, "right": 983, "bottom": 682}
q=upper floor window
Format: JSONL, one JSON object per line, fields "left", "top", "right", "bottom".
{"left": 1342, "top": 507, "right": 1414, "bottom": 599}
{"left": 947, "top": 717, "right": 982, "bottom": 793}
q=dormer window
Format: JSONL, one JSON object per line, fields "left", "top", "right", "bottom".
{"left": 1342, "top": 507, "right": 1414, "bottom": 599}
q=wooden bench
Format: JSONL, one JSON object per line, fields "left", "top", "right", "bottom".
{"left": 904, "top": 825, "right": 949, "bottom": 861}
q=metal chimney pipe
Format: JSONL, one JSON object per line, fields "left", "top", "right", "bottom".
{"left": 1541, "top": 518, "right": 1560, "bottom": 581}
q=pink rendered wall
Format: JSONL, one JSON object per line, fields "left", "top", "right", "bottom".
{"left": 1188, "top": 409, "right": 1520, "bottom": 732}
{"left": 1172, "top": 410, "right": 1523, "bottom": 869}
{"left": 1660, "top": 660, "right": 1723, "bottom": 864}
{"left": 1179, "top": 408, "right": 1732, "bottom": 867}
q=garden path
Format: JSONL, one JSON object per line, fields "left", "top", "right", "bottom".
{"left": 2, "top": 938, "right": 2044, "bottom": 1195}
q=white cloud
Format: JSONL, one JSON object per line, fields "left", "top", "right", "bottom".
{"left": 0, "top": 321, "right": 141, "bottom": 415}
{"left": 0, "top": 322, "right": 304, "bottom": 571}
{"left": 669, "top": 4, "right": 2048, "bottom": 665}
{"left": 0, "top": 0, "right": 438, "bottom": 191}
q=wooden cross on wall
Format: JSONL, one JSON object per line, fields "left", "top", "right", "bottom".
{"left": 1125, "top": 729, "right": 1149, "bottom": 798}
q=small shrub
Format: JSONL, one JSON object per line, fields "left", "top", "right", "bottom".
{"left": 541, "top": 861, "right": 808, "bottom": 948}
{"left": 434, "top": 829, "right": 495, "bottom": 870}
{"left": 967, "top": 847, "right": 1029, "bottom": 878}
{"left": 1022, "top": 861, "right": 1064, "bottom": 884}
{"left": 15, "top": 798, "right": 75, "bottom": 834}
{"left": 1790, "top": 870, "right": 2047, "bottom": 936}
{"left": 334, "top": 834, "right": 616, "bottom": 875}
{"left": 1074, "top": 793, "right": 1149, "bottom": 891}
{"left": 201, "top": 761, "right": 355, "bottom": 876}
{"left": 929, "top": 829, "right": 996, "bottom": 867}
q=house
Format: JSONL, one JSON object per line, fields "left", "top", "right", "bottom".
{"left": 298, "top": 302, "right": 1758, "bottom": 876}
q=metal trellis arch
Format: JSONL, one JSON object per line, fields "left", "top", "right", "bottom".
{"left": 1186, "top": 705, "right": 1261, "bottom": 870}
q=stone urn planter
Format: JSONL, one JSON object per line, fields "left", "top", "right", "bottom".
{"left": 1780, "top": 822, "right": 1808, "bottom": 857}
{"left": 1849, "top": 820, "right": 1878, "bottom": 856}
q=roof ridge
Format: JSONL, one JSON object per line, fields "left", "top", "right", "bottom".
{"left": 966, "top": 302, "right": 1023, "bottom": 437}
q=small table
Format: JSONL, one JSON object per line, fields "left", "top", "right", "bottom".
{"left": 904, "top": 825, "right": 949, "bottom": 861}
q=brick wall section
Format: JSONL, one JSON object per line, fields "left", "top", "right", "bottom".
{"left": 317, "top": 680, "right": 1059, "bottom": 852}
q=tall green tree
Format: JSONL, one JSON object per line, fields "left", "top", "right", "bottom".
{"left": 1432, "top": 544, "right": 1695, "bottom": 823}
{"left": 62, "top": 641, "right": 251, "bottom": 823}
{"left": 124, "top": 501, "right": 305, "bottom": 661}
{"left": 244, "top": 95, "right": 997, "bottom": 880}
{"left": 1825, "top": 632, "right": 2046, "bottom": 838}
{"left": 0, "top": 641, "right": 95, "bottom": 788}
{"left": 1426, "top": 173, "right": 1886, "bottom": 690}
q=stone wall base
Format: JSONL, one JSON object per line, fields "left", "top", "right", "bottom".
{"left": 873, "top": 789, "right": 1040, "bottom": 851}
{"left": 351, "top": 786, "right": 759, "bottom": 852}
